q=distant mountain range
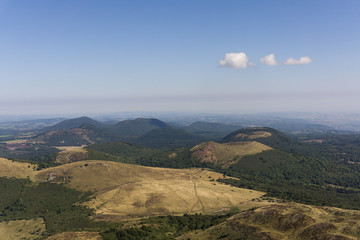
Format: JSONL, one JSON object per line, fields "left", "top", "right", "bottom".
{"left": 33, "top": 116, "right": 351, "bottom": 149}
{"left": 35, "top": 117, "right": 211, "bottom": 148}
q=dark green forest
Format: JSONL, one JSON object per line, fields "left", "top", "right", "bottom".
{"left": 0, "top": 177, "right": 107, "bottom": 235}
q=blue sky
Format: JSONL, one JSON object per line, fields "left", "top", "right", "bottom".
{"left": 0, "top": 0, "right": 359, "bottom": 114}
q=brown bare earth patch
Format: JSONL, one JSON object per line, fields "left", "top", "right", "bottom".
{"left": 33, "top": 160, "right": 265, "bottom": 220}
{"left": 191, "top": 141, "right": 272, "bottom": 168}
{"left": 235, "top": 130, "right": 272, "bottom": 140}
{"left": 35, "top": 128, "right": 95, "bottom": 145}
{"left": 55, "top": 147, "right": 88, "bottom": 164}
{"left": 55, "top": 145, "right": 87, "bottom": 151}
{"left": 0, "top": 218, "right": 46, "bottom": 240}
{"left": 303, "top": 139, "right": 325, "bottom": 143}
{"left": 42, "top": 129, "right": 89, "bottom": 137}
{"left": 178, "top": 202, "right": 360, "bottom": 240}
{"left": 46, "top": 231, "right": 102, "bottom": 240}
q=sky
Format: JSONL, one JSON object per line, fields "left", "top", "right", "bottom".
{"left": 0, "top": 0, "right": 359, "bottom": 115}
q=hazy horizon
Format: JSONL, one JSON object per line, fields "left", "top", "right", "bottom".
{"left": 1, "top": 1, "right": 359, "bottom": 115}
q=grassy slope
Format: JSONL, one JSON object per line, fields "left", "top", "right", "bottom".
{"left": 0, "top": 157, "right": 37, "bottom": 178}
{"left": 222, "top": 127, "right": 293, "bottom": 149}
{"left": 191, "top": 141, "right": 272, "bottom": 168}
{"left": 33, "top": 160, "right": 265, "bottom": 219}
{"left": 0, "top": 218, "right": 46, "bottom": 240}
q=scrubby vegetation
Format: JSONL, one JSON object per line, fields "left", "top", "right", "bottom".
{"left": 101, "top": 213, "right": 232, "bottom": 240}
{"left": 179, "top": 203, "right": 360, "bottom": 240}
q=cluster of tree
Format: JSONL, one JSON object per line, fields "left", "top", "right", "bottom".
{"left": 87, "top": 141, "right": 160, "bottom": 162}
{"left": 87, "top": 143, "right": 209, "bottom": 169}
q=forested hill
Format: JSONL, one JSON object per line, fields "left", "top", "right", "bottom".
{"left": 216, "top": 127, "right": 360, "bottom": 210}
{"left": 41, "top": 116, "right": 104, "bottom": 131}
{"left": 134, "top": 127, "right": 207, "bottom": 149}
{"left": 36, "top": 117, "right": 211, "bottom": 148}
{"left": 110, "top": 118, "right": 168, "bottom": 138}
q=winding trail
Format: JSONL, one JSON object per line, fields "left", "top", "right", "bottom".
{"left": 189, "top": 174, "right": 205, "bottom": 214}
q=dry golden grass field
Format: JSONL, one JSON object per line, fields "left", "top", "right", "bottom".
{"left": 0, "top": 157, "right": 37, "bottom": 179}
{"left": 33, "top": 160, "right": 265, "bottom": 220}
{"left": 0, "top": 157, "right": 266, "bottom": 221}
{"left": 55, "top": 146, "right": 87, "bottom": 151}
{"left": 46, "top": 231, "right": 102, "bottom": 240}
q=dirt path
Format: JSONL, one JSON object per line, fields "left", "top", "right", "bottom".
{"left": 188, "top": 174, "right": 205, "bottom": 214}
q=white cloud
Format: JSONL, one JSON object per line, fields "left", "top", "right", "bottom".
{"left": 219, "top": 52, "right": 255, "bottom": 69}
{"left": 260, "top": 54, "right": 279, "bottom": 66}
{"left": 261, "top": 54, "right": 312, "bottom": 66}
{"left": 284, "top": 56, "right": 312, "bottom": 65}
